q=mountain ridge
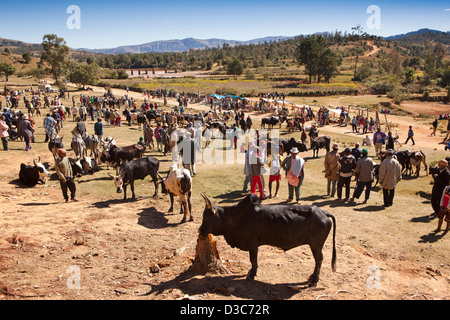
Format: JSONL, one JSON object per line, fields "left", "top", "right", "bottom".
{"left": 76, "top": 36, "right": 293, "bottom": 54}
{"left": 1, "top": 28, "right": 449, "bottom": 55}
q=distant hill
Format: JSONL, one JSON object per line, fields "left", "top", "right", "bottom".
{"left": 77, "top": 36, "right": 293, "bottom": 54}
{"left": 0, "top": 38, "right": 43, "bottom": 55}
{"left": 384, "top": 28, "right": 450, "bottom": 45}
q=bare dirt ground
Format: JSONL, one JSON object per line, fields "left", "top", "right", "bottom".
{"left": 0, "top": 85, "right": 449, "bottom": 301}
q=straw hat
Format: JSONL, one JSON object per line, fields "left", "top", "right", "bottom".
{"left": 290, "top": 147, "right": 299, "bottom": 154}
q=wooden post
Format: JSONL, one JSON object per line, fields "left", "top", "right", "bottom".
{"left": 385, "top": 113, "right": 390, "bottom": 133}
{"left": 191, "top": 234, "right": 228, "bottom": 275}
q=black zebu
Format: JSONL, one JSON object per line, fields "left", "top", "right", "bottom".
{"left": 19, "top": 157, "right": 50, "bottom": 187}
{"left": 99, "top": 144, "right": 145, "bottom": 174}
{"left": 311, "top": 136, "right": 331, "bottom": 158}
{"left": 107, "top": 156, "right": 162, "bottom": 200}
{"left": 199, "top": 193, "right": 337, "bottom": 287}
{"left": 261, "top": 116, "right": 279, "bottom": 129}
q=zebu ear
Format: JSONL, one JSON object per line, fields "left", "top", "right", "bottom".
{"left": 200, "top": 193, "right": 213, "bottom": 211}
{"left": 107, "top": 173, "right": 115, "bottom": 179}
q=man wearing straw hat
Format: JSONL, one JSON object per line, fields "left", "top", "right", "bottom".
{"left": 379, "top": 149, "right": 401, "bottom": 207}
{"left": 54, "top": 149, "right": 79, "bottom": 203}
{"left": 282, "top": 147, "right": 305, "bottom": 204}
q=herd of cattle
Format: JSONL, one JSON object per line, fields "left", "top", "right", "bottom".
{"left": 14, "top": 107, "right": 434, "bottom": 287}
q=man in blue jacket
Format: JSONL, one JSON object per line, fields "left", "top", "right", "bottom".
{"left": 373, "top": 128, "right": 387, "bottom": 159}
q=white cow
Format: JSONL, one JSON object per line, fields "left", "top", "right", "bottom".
{"left": 160, "top": 164, "right": 193, "bottom": 223}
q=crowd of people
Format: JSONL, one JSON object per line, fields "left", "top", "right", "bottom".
{"left": 1, "top": 86, "right": 449, "bottom": 233}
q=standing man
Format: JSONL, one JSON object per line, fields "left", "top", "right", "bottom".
{"left": 242, "top": 142, "right": 252, "bottom": 192}
{"left": 404, "top": 126, "right": 415, "bottom": 146}
{"left": 170, "top": 124, "right": 180, "bottom": 163}
{"left": 43, "top": 113, "right": 56, "bottom": 142}
{"left": 54, "top": 149, "right": 78, "bottom": 203}
{"left": 336, "top": 148, "right": 356, "bottom": 202}
{"left": 349, "top": 148, "right": 374, "bottom": 204}
{"left": 181, "top": 132, "right": 197, "bottom": 176}
{"left": 268, "top": 149, "right": 283, "bottom": 198}
{"left": 249, "top": 146, "right": 266, "bottom": 200}
{"left": 351, "top": 143, "right": 362, "bottom": 162}
{"left": 324, "top": 143, "right": 340, "bottom": 198}
{"left": 434, "top": 185, "right": 450, "bottom": 233}
{"left": 282, "top": 147, "right": 305, "bottom": 204}
{"left": 379, "top": 149, "right": 402, "bottom": 207}
{"left": 72, "top": 116, "right": 87, "bottom": 137}
{"left": 154, "top": 123, "right": 163, "bottom": 152}
{"left": 94, "top": 118, "right": 104, "bottom": 143}
{"left": 444, "top": 118, "right": 450, "bottom": 143}
{"left": 373, "top": 128, "right": 387, "bottom": 158}
{"left": 19, "top": 115, "right": 34, "bottom": 151}
{"left": 71, "top": 104, "right": 78, "bottom": 122}
{"left": 430, "top": 159, "right": 450, "bottom": 216}
{"left": 2, "top": 108, "right": 12, "bottom": 134}
{"left": 431, "top": 119, "right": 438, "bottom": 136}
{"left": 0, "top": 115, "right": 9, "bottom": 151}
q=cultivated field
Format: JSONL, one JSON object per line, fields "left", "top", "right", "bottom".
{"left": 0, "top": 81, "right": 449, "bottom": 301}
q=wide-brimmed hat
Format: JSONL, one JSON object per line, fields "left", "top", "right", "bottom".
{"left": 386, "top": 149, "right": 395, "bottom": 154}
{"left": 290, "top": 147, "right": 299, "bottom": 154}
{"left": 438, "top": 160, "right": 448, "bottom": 168}
{"left": 332, "top": 143, "right": 339, "bottom": 150}
{"left": 22, "top": 115, "right": 29, "bottom": 119}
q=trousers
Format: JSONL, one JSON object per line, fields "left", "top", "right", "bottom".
{"left": 60, "top": 178, "right": 76, "bottom": 201}
{"left": 251, "top": 176, "right": 264, "bottom": 199}
{"left": 337, "top": 176, "right": 351, "bottom": 200}
{"left": 383, "top": 188, "right": 395, "bottom": 206}
{"left": 288, "top": 183, "right": 301, "bottom": 201}
{"left": 353, "top": 181, "right": 372, "bottom": 200}
{"left": 327, "top": 179, "right": 337, "bottom": 197}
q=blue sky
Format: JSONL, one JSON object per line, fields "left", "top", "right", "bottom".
{"left": 0, "top": 0, "right": 449, "bottom": 49}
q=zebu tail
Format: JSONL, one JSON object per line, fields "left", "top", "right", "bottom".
{"left": 326, "top": 212, "right": 337, "bottom": 272}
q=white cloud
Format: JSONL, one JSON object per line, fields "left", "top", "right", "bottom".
{"left": 445, "top": 8, "right": 450, "bottom": 11}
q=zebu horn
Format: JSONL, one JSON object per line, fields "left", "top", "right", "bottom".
{"left": 200, "top": 193, "right": 212, "bottom": 210}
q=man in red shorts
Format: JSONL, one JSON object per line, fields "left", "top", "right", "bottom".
{"left": 268, "top": 150, "right": 283, "bottom": 198}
